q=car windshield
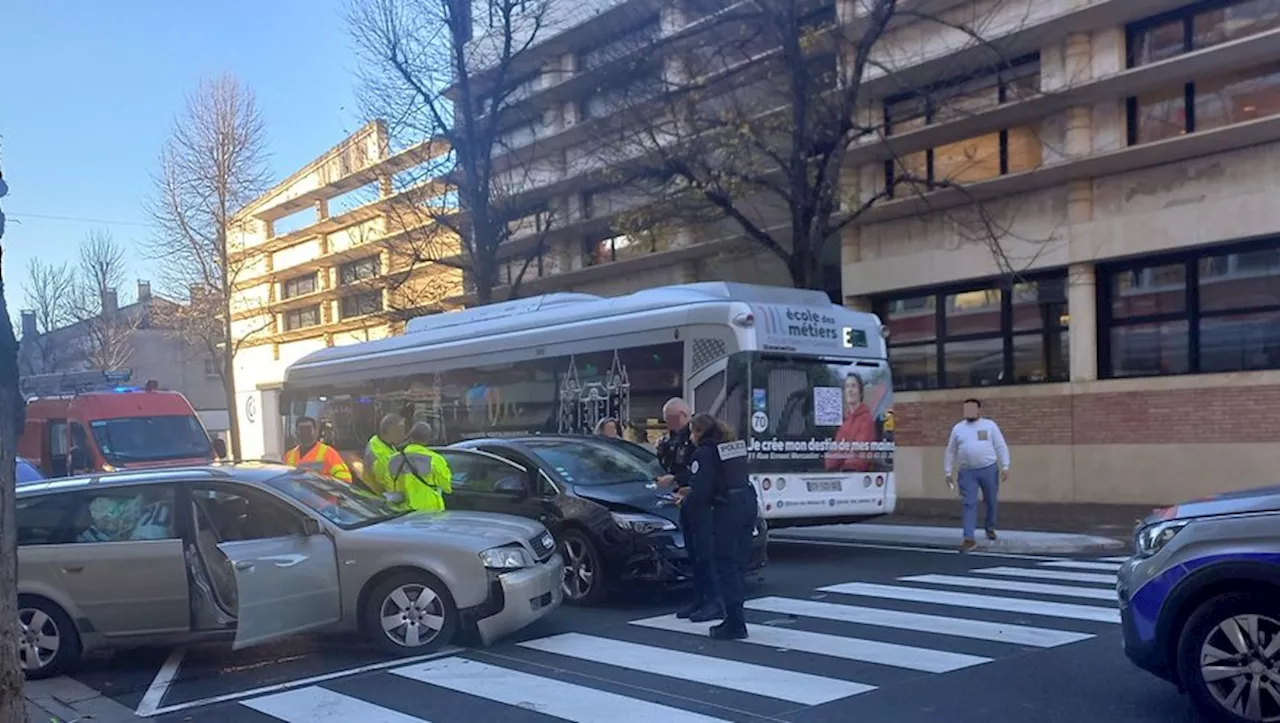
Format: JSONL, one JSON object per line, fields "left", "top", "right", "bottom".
{"left": 526, "top": 438, "right": 664, "bottom": 486}
{"left": 16, "top": 459, "right": 43, "bottom": 484}
{"left": 264, "top": 471, "right": 405, "bottom": 529}
{"left": 90, "top": 416, "right": 213, "bottom": 464}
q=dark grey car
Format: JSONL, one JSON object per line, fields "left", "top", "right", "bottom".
{"left": 1118, "top": 486, "right": 1280, "bottom": 723}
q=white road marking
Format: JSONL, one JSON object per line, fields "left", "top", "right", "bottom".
{"left": 1097, "top": 556, "right": 1131, "bottom": 562}
{"left": 973, "top": 566, "right": 1117, "bottom": 585}
{"left": 819, "top": 582, "right": 1120, "bottom": 623}
{"left": 519, "top": 632, "right": 873, "bottom": 705}
{"left": 768, "top": 537, "right": 1067, "bottom": 561}
{"left": 243, "top": 687, "right": 430, "bottom": 722}
{"left": 144, "top": 646, "right": 463, "bottom": 718}
{"left": 135, "top": 646, "right": 185, "bottom": 716}
{"left": 900, "top": 574, "right": 1118, "bottom": 601}
{"left": 1039, "top": 560, "right": 1123, "bottom": 572}
{"left": 630, "top": 614, "right": 989, "bottom": 673}
{"left": 746, "top": 596, "right": 1092, "bottom": 648}
{"left": 393, "top": 657, "right": 732, "bottom": 722}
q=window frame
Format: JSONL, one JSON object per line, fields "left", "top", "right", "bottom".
{"left": 339, "top": 290, "right": 384, "bottom": 320}
{"left": 281, "top": 273, "right": 318, "bottom": 300}
{"left": 283, "top": 305, "right": 322, "bottom": 332}
{"left": 1097, "top": 235, "right": 1280, "bottom": 378}
{"left": 883, "top": 53, "right": 1041, "bottom": 197}
{"left": 17, "top": 484, "right": 181, "bottom": 546}
{"left": 338, "top": 256, "right": 380, "bottom": 286}
{"left": 874, "top": 269, "right": 1071, "bottom": 390}
{"left": 1125, "top": 0, "right": 1280, "bottom": 143}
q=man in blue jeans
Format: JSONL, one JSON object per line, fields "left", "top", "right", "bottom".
{"left": 944, "top": 398, "right": 1011, "bottom": 552}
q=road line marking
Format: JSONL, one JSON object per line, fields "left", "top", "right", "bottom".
{"left": 745, "top": 596, "right": 1092, "bottom": 648}
{"left": 973, "top": 566, "right": 1117, "bottom": 584}
{"left": 242, "top": 686, "right": 430, "bottom": 722}
{"left": 135, "top": 645, "right": 185, "bottom": 716}
{"left": 518, "top": 632, "right": 873, "bottom": 705}
{"left": 899, "top": 574, "right": 1118, "bottom": 601}
{"left": 1097, "top": 556, "right": 1131, "bottom": 562}
{"left": 630, "top": 614, "right": 989, "bottom": 673}
{"left": 1039, "top": 560, "right": 1123, "bottom": 572}
{"left": 143, "top": 646, "right": 463, "bottom": 717}
{"left": 394, "top": 657, "right": 732, "bottom": 722}
{"left": 768, "top": 537, "right": 1068, "bottom": 561}
{"left": 818, "top": 582, "right": 1120, "bottom": 623}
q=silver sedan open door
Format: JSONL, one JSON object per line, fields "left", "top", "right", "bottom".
{"left": 219, "top": 522, "right": 341, "bottom": 650}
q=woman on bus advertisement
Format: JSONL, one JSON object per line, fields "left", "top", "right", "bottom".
{"left": 820, "top": 368, "right": 893, "bottom": 473}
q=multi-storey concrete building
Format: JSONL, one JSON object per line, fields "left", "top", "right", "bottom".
{"left": 842, "top": 0, "right": 1280, "bottom": 504}
{"left": 447, "top": 0, "right": 813, "bottom": 305}
{"left": 228, "top": 121, "right": 461, "bottom": 459}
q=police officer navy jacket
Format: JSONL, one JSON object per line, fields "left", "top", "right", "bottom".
{"left": 656, "top": 425, "right": 697, "bottom": 488}
{"left": 686, "top": 437, "right": 751, "bottom": 508}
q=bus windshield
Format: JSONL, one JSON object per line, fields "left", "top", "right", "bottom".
{"left": 737, "top": 353, "right": 895, "bottom": 475}
{"left": 90, "top": 416, "right": 213, "bottom": 464}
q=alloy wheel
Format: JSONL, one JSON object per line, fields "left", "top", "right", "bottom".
{"left": 18, "top": 607, "right": 61, "bottom": 672}
{"left": 1200, "top": 613, "right": 1280, "bottom": 721}
{"left": 561, "top": 537, "right": 594, "bottom": 600}
{"left": 378, "top": 583, "right": 446, "bottom": 648}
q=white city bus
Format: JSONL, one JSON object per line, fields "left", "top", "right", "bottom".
{"left": 280, "top": 282, "right": 897, "bottom": 528}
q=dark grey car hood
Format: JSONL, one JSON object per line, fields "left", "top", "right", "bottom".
{"left": 571, "top": 480, "right": 680, "bottom": 523}
{"left": 1147, "top": 485, "right": 1280, "bottom": 525}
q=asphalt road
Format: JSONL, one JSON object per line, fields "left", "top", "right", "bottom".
{"left": 63, "top": 541, "right": 1205, "bottom": 722}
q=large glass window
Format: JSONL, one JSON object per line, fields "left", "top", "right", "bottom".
{"left": 339, "top": 291, "right": 383, "bottom": 320}
{"left": 877, "top": 271, "right": 1070, "bottom": 390}
{"left": 1100, "top": 238, "right": 1280, "bottom": 377}
{"left": 1127, "top": 1, "right": 1280, "bottom": 144}
{"left": 339, "top": 256, "right": 380, "bottom": 285}
{"left": 283, "top": 306, "right": 321, "bottom": 331}
{"left": 884, "top": 55, "right": 1042, "bottom": 195}
{"left": 282, "top": 274, "right": 317, "bottom": 300}
{"left": 282, "top": 342, "right": 685, "bottom": 454}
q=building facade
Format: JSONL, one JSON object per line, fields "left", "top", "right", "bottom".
{"left": 449, "top": 0, "right": 814, "bottom": 304}
{"left": 228, "top": 121, "right": 461, "bottom": 460}
{"left": 17, "top": 282, "right": 230, "bottom": 438}
{"left": 842, "top": 0, "right": 1280, "bottom": 504}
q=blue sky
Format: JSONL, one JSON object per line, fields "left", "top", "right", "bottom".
{"left": 0, "top": 0, "right": 365, "bottom": 309}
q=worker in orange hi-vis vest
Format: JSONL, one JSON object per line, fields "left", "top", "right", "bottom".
{"left": 285, "top": 416, "right": 352, "bottom": 483}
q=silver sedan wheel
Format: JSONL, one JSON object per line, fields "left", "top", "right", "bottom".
{"left": 561, "top": 537, "right": 594, "bottom": 600}
{"left": 1200, "top": 613, "right": 1280, "bottom": 722}
{"left": 19, "top": 607, "right": 61, "bottom": 672}
{"left": 378, "top": 583, "right": 446, "bottom": 648}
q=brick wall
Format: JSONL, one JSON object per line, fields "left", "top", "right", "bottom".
{"left": 895, "top": 384, "right": 1280, "bottom": 446}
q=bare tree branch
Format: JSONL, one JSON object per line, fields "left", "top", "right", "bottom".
{"left": 19, "top": 258, "right": 74, "bottom": 375}
{"left": 144, "top": 74, "right": 272, "bottom": 459}
{"left": 348, "top": 0, "right": 565, "bottom": 305}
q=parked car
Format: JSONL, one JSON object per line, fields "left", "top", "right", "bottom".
{"left": 446, "top": 435, "right": 768, "bottom": 606}
{"left": 17, "top": 457, "right": 44, "bottom": 484}
{"left": 1118, "top": 486, "right": 1280, "bottom": 723}
{"left": 16, "top": 463, "right": 562, "bottom": 679}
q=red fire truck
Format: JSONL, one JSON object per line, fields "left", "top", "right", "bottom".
{"left": 18, "top": 370, "right": 216, "bottom": 478}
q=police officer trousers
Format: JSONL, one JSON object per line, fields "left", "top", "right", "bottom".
{"left": 681, "top": 500, "right": 718, "bottom": 604}
{"left": 712, "top": 486, "right": 758, "bottom": 610}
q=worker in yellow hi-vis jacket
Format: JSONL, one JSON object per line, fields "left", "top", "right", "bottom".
{"left": 386, "top": 422, "right": 452, "bottom": 512}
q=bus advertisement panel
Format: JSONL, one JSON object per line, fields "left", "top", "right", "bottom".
{"left": 739, "top": 353, "right": 895, "bottom": 521}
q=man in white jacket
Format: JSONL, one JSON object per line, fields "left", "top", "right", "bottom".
{"left": 944, "top": 398, "right": 1010, "bottom": 551}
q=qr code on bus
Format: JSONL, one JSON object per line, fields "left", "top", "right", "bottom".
{"left": 813, "top": 386, "right": 843, "bottom": 426}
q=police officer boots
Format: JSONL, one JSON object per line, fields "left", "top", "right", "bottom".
{"left": 688, "top": 600, "right": 725, "bottom": 623}
{"left": 676, "top": 597, "right": 704, "bottom": 619}
{"left": 709, "top": 606, "right": 748, "bottom": 640}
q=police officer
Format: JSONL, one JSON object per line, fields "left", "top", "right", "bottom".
{"left": 656, "top": 398, "right": 719, "bottom": 621}
{"left": 681, "top": 413, "right": 758, "bottom": 640}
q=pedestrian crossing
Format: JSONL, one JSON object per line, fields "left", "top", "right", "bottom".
{"left": 231, "top": 555, "right": 1129, "bottom": 723}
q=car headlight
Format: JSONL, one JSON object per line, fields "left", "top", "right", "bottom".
{"left": 479, "top": 545, "right": 532, "bottom": 569}
{"left": 1135, "top": 520, "right": 1188, "bottom": 558}
{"left": 611, "top": 512, "right": 677, "bottom": 535}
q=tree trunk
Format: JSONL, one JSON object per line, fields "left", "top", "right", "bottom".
{"left": 0, "top": 245, "right": 30, "bottom": 722}
{"left": 221, "top": 350, "right": 242, "bottom": 461}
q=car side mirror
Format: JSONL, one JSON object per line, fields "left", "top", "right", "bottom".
{"left": 494, "top": 476, "right": 531, "bottom": 499}
{"left": 68, "top": 448, "right": 89, "bottom": 473}
{"left": 302, "top": 517, "right": 324, "bottom": 536}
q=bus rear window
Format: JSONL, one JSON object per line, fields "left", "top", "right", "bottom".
{"left": 90, "top": 416, "right": 212, "bottom": 465}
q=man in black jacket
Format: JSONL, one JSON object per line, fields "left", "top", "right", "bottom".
{"left": 656, "top": 398, "right": 719, "bottom": 621}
